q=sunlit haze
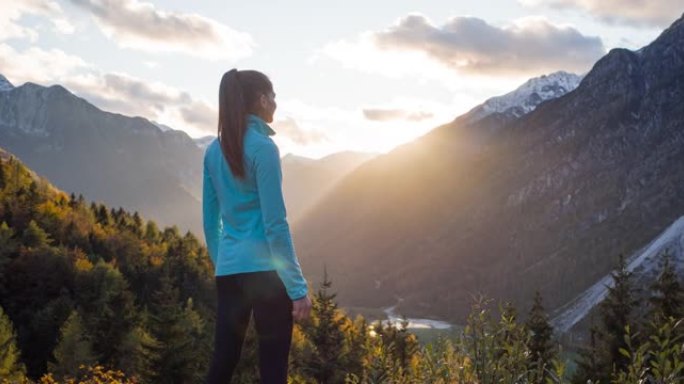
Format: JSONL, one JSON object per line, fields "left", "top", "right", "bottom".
{"left": 1, "top": 0, "right": 677, "bottom": 158}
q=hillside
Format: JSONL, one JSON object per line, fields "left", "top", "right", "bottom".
{"left": 0, "top": 81, "right": 204, "bottom": 234}
{"left": 293, "top": 14, "right": 684, "bottom": 322}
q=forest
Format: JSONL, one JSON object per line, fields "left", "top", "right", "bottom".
{"left": 0, "top": 154, "right": 683, "bottom": 383}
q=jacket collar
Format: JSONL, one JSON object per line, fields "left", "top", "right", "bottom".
{"left": 247, "top": 114, "right": 276, "bottom": 136}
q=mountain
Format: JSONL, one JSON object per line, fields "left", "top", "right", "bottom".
{"left": 194, "top": 135, "right": 215, "bottom": 151}
{"left": 0, "top": 80, "right": 204, "bottom": 234}
{"left": 281, "top": 151, "right": 377, "bottom": 223}
{"left": 461, "top": 71, "right": 583, "bottom": 125}
{"left": 552, "top": 215, "right": 684, "bottom": 333}
{"left": 0, "top": 74, "right": 13, "bottom": 92}
{"left": 293, "top": 14, "right": 684, "bottom": 322}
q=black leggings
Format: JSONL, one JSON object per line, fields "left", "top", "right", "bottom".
{"left": 206, "top": 271, "right": 293, "bottom": 384}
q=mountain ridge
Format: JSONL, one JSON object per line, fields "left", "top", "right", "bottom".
{"left": 293, "top": 14, "right": 684, "bottom": 322}
{"left": 0, "top": 79, "right": 205, "bottom": 234}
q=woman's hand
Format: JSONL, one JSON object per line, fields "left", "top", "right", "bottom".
{"left": 292, "top": 295, "right": 312, "bottom": 322}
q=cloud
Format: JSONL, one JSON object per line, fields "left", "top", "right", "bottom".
{"left": 270, "top": 98, "right": 466, "bottom": 158}
{"left": 369, "top": 14, "right": 605, "bottom": 75}
{"left": 0, "top": 0, "right": 74, "bottom": 42}
{"left": 0, "top": 43, "right": 216, "bottom": 136}
{"left": 68, "top": 0, "right": 254, "bottom": 61}
{"left": 0, "top": 44, "right": 88, "bottom": 83}
{"left": 363, "top": 108, "right": 434, "bottom": 122}
{"left": 520, "top": 0, "right": 684, "bottom": 28}
{"left": 271, "top": 117, "right": 329, "bottom": 145}
{"left": 179, "top": 102, "right": 217, "bottom": 131}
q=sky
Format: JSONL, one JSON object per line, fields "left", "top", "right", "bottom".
{"left": 1, "top": 0, "right": 682, "bottom": 158}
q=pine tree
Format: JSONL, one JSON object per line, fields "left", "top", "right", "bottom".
{"left": 0, "top": 222, "right": 16, "bottom": 270}
{"left": 371, "top": 317, "right": 419, "bottom": 376}
{"left": 600, "top": 254, "right": 638, "bottom": 372}
{"left": 96, "top": 204, "right": 111, "bottom": 226}
{"left": 0, "top": 305, "right": 26, "bottom": 381}
{"left": 343, "top": 316, "right": 371, "bottom": 378}
{"left": 299, "top": 268, "right": 348, "bottom": 383}
{"left": 117, "top": 323, "right": 158, "bottom": 380}
{"left": 572, "top": 322, "right": 602, "bottom": 384}
{"left": 144, "top": 221, "right": 160, "bottom": 243}
{"left": 0, "top": 162, "right": 6, "bottom": 190}
{"left": 49, "top": 310, "right": 96, "bottom": 379}
{"left": 22, "top": 219, "right": 51, "bottom": 248}
{"left": 145, "top": 273, "right": 208, "bottom": 384}
{"left": 131, "top": 212, "right": 143, "bottom": 236}
{"left": 525, "top": 291, "right": 556, "bottom": 382}
{"left": 649, "top": 252, "right": 684, "bottom": 324}
{"left": 76, "top": 261, "right": 139, "bottom": 371}
{"left": 574, "top": 254, "right": 639, "bottom": 383}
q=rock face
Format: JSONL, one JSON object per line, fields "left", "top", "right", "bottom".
{"left": 0, "top": 75, "right": 13, "bottom": 92}
{"left": 0, "top": 81, "right": 204, "bottom": 234}
{"left": 293, "top": 14, "right": 684, "bottom": 322}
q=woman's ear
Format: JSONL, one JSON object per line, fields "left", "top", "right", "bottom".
{"left": 258, "top": 93, "right": 268, "bottom": 110}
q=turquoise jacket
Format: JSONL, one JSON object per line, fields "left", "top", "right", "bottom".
{"left": 202, "top": 114, "right": 308, "bottom": 300}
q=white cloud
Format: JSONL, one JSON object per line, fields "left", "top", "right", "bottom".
{"left": 272, "top": 97, "right": 466, "bottom": 158}
{"left": 373, "top": 14, "right": 605, "bottom": 75}
{"left": 362, "top": 108, "right": 434, "bottom": 122}
{"left": 271, "top": 117, "right": 330, "bottom": 145}
{"left": 0, "top": 0, "right": 74, "bottom": 41}
{"left": 0, "top": 44, "right": 89, "bottom": 83}
{"left": 68, "top": 0, "right": 254, "bottom": 61}
{"left": 520, "top": 0, "right": 684, "bottom": 28}
{"left": 320, "top": 14, "right": 604, "bottom": 80}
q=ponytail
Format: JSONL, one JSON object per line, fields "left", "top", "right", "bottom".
{"left": 218, "top": 69, "right": 273, "bottom": 179}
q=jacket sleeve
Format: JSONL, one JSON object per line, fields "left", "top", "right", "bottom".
{"left": 202, "top": 155, "right": 221, "bottom": 266}
{"left": 253, "top": 141, "right": 308, "bottom": 300}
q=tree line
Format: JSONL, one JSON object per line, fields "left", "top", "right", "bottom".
{"left": 0, "top": 154, "right": 683, "bottom": 383}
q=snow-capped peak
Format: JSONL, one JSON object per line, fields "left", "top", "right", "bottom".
{"left": 465, "top": 71, "right": 583, "bottom": 124}
{"left": 0, "top": 74, "right": 14, "bottom": 92}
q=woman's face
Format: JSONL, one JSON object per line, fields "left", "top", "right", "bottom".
{"left": 257, "top": 91, "right": 277, "bottom": 123}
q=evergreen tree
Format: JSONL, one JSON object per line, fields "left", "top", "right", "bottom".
{"left": 299, "top": 268, "right": 348, "bottom": 383}
{"left": 572, "top": 324, "right": 602, "bottom": 384}
{"left": 117, "top": 323, "right": 158, "bottom": 380}
{"left": 145, "top": 273, "right": 208, "bottom": 384}
{"left": 144, "top": 221, "right": 160, "bottom": 243}
{"left": 0, "top": 305, "right": 26, "bottom": 381}
{"left": 525, "top": 291, "right": 556, "bottom": 382}
{"left": 649, "top": 252, "right": 684, "bottom": 324}
{"left": 372, "top": 317, "right": 419, "bottom": 375}
{"left": 0, "top": 222, "right": 17, "bottom": 270}
{"left": 131, "top": 212, "right": 143, "bottom": 236}
{"left": 343, "top": 316, "right": 371, "bottom": 378}
{"left": 96, "top": 204, "right": 111, "bottom": 226}
{"left": 575, "top": 255, "right": 638, "bottom": 383}
{"left": 0, "top": 162, "right": 6, "bottom": 190}
{"left": 76, "top": 261, "right": 139, "bottom": 370}
{"left": 601, "top": 255, "right": 638, "bottom": 371}
{"left": 526, "top": 292, "right": 555, "bottom": 363}
{"left": 22, "top": 220, "right": 51, "bottom": 248}
{"left": 49, "top": 310, "right": 96, "bottom": 379}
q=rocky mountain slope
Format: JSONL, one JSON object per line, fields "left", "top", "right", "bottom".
{"left": 552, "top": 215, "right": 684, "bottom": 333}
{"left": 0, "top": 80, "right": 204, "bottom": 234}
{"left": 293, "top": 14, "right": 684, "bottom": 322}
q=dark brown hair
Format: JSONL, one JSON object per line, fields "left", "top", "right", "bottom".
{"left": 218, "top": 69, "right": 273, "bottom": 178}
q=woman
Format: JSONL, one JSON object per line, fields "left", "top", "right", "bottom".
{"left": 203, "top": 69, "right": 311, "bottom": 383}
